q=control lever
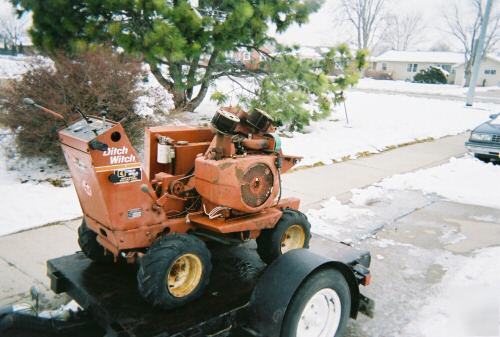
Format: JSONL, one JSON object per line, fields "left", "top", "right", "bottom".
{"left": 23, "top": 98, "right": 67, "bottom": 126}
{"left": 141, "top": 184, "right": 161, "bottom": 211}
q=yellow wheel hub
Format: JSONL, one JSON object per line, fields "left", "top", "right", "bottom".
{"left": 166, "top": 253, "right": 203, "bottom": 298}
{"left": 280, "top": 224, "right": 306, "bottom": 254}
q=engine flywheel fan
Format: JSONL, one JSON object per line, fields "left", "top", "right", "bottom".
{"left": 240, "top": 163, "right": 274, "bottom": 208}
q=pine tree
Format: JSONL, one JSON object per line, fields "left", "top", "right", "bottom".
{"left": 11, "top": 0, "right": 323, "bottom": 112}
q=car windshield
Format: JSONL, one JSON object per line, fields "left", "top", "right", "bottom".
{"left": 491, "top": 115, "right": 500, "bottom": 125}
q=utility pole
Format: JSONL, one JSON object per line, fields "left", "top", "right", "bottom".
{"left": 466, "top": 0, "right": 494, "bottom": 106}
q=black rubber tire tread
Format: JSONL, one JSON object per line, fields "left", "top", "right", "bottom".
{"left": 256, "top": 209, "right": 311, "bottom": 264}
{"left": 280, "top": 268, "right": 351, "bottom": 337}
{"left": 137, "top": 233, "right": 212, "bottom": 309}
{"left": 77, "top": 219, "right": 114, "bottom": 264}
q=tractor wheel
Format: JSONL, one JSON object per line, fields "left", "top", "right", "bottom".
{"left": 78, "top": 219, "right": 114, "bottom": 264}
{"left": 280, "top": 269, "right": 351, "bottom": 337}
{"left": 137, "top": 233, "right": 212, "bottom": 309}
{"left": 256, "top": 209, "right": 311, "bottom": 264}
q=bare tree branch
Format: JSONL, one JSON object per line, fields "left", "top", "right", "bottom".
{"left": 339, "top": 0, "right": 386, "bottom": 50}
{"left": 443, "top": 0, "right": 500, "bottom": 86}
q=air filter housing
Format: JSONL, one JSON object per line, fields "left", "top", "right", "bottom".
{"left": 246, "top": 108, "right": 274, "bottom": 132}
{"left": 211, "top": 109, "right": 240, "bottom": 134}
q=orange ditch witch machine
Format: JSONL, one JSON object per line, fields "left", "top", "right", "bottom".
{"left": 23, "top": 99, "right": 311, "bottom": 309}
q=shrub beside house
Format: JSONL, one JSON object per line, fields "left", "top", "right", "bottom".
{"left": 368, "top": 50, "right": 500, "bottom": 87}
{"left": 368, "top": 51, "right": 463, "bottom": 84}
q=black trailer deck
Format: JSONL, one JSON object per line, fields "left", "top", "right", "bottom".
{"left": 48, "top": 243, "right": 266, "bottom": 337}
{"left": 2, "top": 238, "right": 372, "bottom": 337}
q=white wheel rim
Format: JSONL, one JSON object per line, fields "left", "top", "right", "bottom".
{"left": 296, "top": 288, "right": 342, "bottom": 337}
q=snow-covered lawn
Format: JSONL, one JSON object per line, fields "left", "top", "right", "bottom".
{"left": 0, "top": 55, "right": 32, "bottom": 79}
{"left": 282, "top": 91, "right": 497, "bottom": 167}
{"left": 357, "top": 78, "right": 500, "bottom": 96}
{"left": 1, "top": 69, "right": 499, "bottom": 235}
{"left": 0, "top": 133, "right": 82, "bottom": 236}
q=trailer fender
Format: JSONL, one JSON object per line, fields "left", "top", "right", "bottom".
{"left": 247, "top": 249, "right": 360, "bottom": 337}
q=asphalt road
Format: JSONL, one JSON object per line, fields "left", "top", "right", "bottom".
{"left": 352, "top": 87, "right": 500, "bottom": 105}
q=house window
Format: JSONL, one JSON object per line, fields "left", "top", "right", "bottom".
{"left": 243, "top": 52, "right": 251, "bottom": 61}
{"left": 485, "top": 69, "right": 497, "bottom": 75}
{"left": 407, "top": 64, "right": 418, "bottom": 72}
{"left": 382, "top": 63, "right": 387, "bottom": 71}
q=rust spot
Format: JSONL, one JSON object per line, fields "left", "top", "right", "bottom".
{"left": 235, "top": 167, "right": 245, "bottom": 181}
{"left": 219, "top": 162, "right": 233, "bottom": 170}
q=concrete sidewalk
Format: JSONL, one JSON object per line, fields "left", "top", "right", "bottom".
{"left": 282, "top": 133, "right": 469, "bottom": 208}
{"left": 0, "top": 133, "right": 469, "bottom": 305}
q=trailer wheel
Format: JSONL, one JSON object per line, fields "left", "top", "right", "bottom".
{"left": 280, "top": 269, "right": 351, "bottom": 337}
{"left": 256, "top": 210, "right": 311, "bottom": 264}
{"left": 78, "top": 220, "right": 114, "bottom": 264}
{"left": 137, "top": 233, "right": 212, "bottom": 309}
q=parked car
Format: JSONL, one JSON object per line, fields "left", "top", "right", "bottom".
{"left": 466, "top": 113, "right": 500, "bottom": 163}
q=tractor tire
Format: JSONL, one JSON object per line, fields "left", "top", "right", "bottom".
{"left": 280, "top": 269, "right": 351, "bottom": 337}
{"left": 77, "top": 219, "right": 114, "bottom": 264}
{"left": 137, "top": 233, "right": 212, "bottom": 309}
{"left": 256, "top": 209, "right": 311, "bottom": 265}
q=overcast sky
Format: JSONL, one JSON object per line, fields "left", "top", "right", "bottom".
{"left": 0, "top": 0, "right": 491, "bottom": 53}
{"left": 271, "top": 0, "right": 453, "bottom": 49}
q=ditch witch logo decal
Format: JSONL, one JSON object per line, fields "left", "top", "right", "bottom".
{"left": 103, "top": 146, "right": 136, "bottom": 165}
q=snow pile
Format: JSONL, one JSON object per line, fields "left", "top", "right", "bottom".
{"left": 379, "top": 157, "right": 500, "bottom": 209}
{"left": 281, "top": 91, "right": 496, "bottom": 167}
{"left": 404, "top": 247, "right": 500, "bottom": 337}
{"left": 0, "top": 55, "right": 52, "bottom": 79}
{"left": 350, "top": 186, "right": 388, "bottom": 206}
{"left": 134, "top": 65, "right": 174, "bottom": 116}
{"left": 307, "top": 197, "right": 374, "bottom": 238}
{"left": 0, "top": 131, "right": 81, "bottom": 236}
{"left": 0, "top": 55, "right": 31, "bottom": 79}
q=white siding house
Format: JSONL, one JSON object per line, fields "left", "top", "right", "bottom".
{"left": 453, "top": 55, "right": 500, "bottom": 87}
{"left": 370, "top": 51, "right": 465, "bottom": 83}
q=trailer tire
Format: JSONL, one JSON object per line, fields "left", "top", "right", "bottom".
{"left": 280, "top": 268, "right": 351, "bottom": 337}
{"left": 256, "top": 210, "right": 311, "bottom": 264}
{"left": 137, "top": 233, "right": 212, "bottom": 309}
{"left": 78, "top": 220, "right": 114, "bottom": 264}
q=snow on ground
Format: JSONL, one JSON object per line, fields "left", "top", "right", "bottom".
{"left": 357, "top": 78, "right": 500, "bottom": 96}
{"left": 403, "top": 246, "right": 500, "bottom": 337}
{"left": 379, "top": 157, "right": 500, "bottom": 210}
{"left": 0, "top": 55, "right": 32, "bottom": 79}
{"left": 0, "top": 55, "right": 52, "bottom": 79}
{"left": 134, "top": 65, "right": 174, "bottom": 116}
{"left": 282, "top": 91, "right": 497, "bottom": 167}
{"left": 1, "top": 69, "right": 499, "bottom": 234}
{"left": 0, "top": 132, "right": 81, "bottom": 236}
{"left": 306, "top": 156, "right": 500, "bottom": 240}
{"left": 307, "top": 198, "right": 375, "bottom": 239}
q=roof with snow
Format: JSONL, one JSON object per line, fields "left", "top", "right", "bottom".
{"left": 452, "top": 54, "right": 500, "bottom": 67}
{"left": 372, "top": 51, "right": 465, "bottom": 64}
